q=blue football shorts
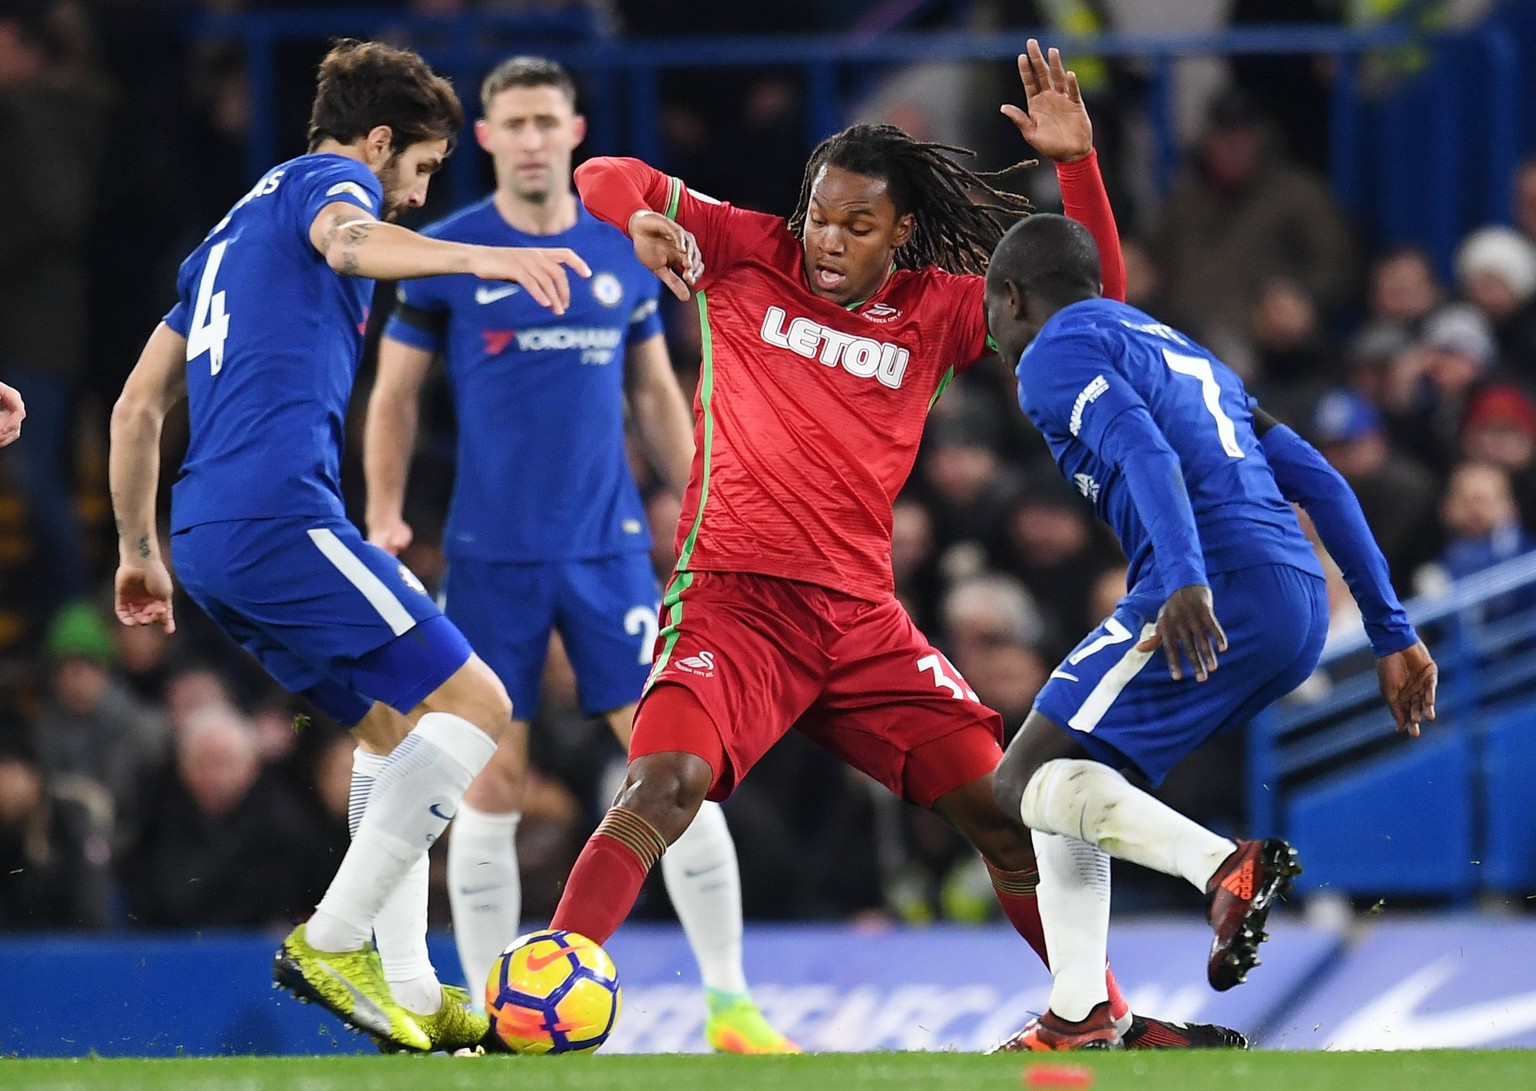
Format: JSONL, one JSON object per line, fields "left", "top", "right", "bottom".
{"left": 173, "top": 515, "right": 470, "bottom": 725}
{"left": 1033, "top": 562, "right": 1329, "bottom": 785}
{"left": 442, "top": 553, "right": 660, "bottom": 720}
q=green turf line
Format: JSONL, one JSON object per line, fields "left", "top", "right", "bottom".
{"left": 6, "top": 1051, "right": 1536, "bottom": 1091}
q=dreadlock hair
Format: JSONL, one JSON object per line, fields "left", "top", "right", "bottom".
{"left": 788, "top": 123, "right": 1033, "bottom": 276}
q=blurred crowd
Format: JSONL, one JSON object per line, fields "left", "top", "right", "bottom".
{"left": 3, "top": 0, "right": 1535, "bottom": 935}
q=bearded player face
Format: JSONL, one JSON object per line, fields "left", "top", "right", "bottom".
{"left": 375, "top": 138, "right": 448, "bottom": 220}
{"left": 800, "top": 164, "right": 914, "bottom": 307}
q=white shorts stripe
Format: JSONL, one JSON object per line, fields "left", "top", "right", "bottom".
{"left": 306, "top": 527, "right": 414, "bottom": 636}
{"left": 1068, "top": 622, "right": 1157, "bottom": 734}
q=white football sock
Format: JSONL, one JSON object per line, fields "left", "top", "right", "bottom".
{"left": 308, "top": 713, "right": 496, "bottom": 952}
{"left": 1033, "top": 831, "right": 1111, "bottom": 1022}
{"left": 448, "top": 802, "right": 523, "bottom": 999}
{"left": 659, "top": 800, "right": 748, "bottom": 996}
{"left": 350, "top": 749, "right": 442, "bottom": 1015}
{"left": 1020, "top": 758, "right": 1236, "bottom": 892}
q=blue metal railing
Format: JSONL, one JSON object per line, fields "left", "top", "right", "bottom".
{"left": 1248, "top": 550, "right": 1536, "bottom": 898}
{"left": 183, "top": 10, "right": 1526, "bottom": 269}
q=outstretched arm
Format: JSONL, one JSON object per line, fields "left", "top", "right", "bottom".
{"left": 110, "top": 322, "right": 187, "bottom": 634}
{"left": 1000, "top": 39, "right": 1125, "bottom": 301}
{"left": 572, "top": 160, "right": 705, "bottom": 298}
{"left": 0, "top": 381, "right": 23, "bottom": 446}
{"left": 306, "top": 203, "right": 591, "bottom": 313}
{"left": 1255, "top": 407, "right": 1435, "bottom": 734}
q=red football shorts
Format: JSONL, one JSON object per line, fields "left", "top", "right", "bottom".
{"left": 628, "top": 570, "right": 1004, "bottom": 808}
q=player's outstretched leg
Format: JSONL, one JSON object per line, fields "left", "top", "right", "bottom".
{"left": 275, "top": 657, "right": 508, "bottom": 1051}
{"left": 273, "top": 922, "right": 431, "bottom": 1052}
{"left": 996, "top": 711, "right": 1298, "bottom": 993}
{"left": 351, "top": 736, "right": 489, "bottom": 1052}
{"left": 1205, "top": 838, "right": 1303, "bottom": 991}
{"left": 660, "top": 801, "right": 798, "bottom": 1053}
{"left": 931, "top": 768, "right": 1247, "bottom": 1050}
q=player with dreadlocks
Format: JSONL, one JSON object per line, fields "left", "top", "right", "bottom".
{"left": 547, "top": 41, "right": 1245, "bottom": 1051}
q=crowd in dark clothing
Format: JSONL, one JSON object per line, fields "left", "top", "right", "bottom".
{"left": 3, "top": 1, "right": 1536, "bottom": 932}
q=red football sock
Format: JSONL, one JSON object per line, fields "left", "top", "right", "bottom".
{"left": 987, "top": 860, "right": 1129, "bottom": 1021}
{"left": 549, "top": 806, "right": 668, "bottom": 944}
{"left": 987, "top": 860, "right": 1049, "bottom": 965}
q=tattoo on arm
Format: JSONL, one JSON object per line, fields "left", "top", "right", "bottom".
{"left": 137, "top": 535, "right": 151, "bottom": 559}
{"left": 334, "top": 218, "right": 377, "bottom": 278}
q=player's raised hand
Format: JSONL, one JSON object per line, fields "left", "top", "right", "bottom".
{"left": 1375, "top": 640, "right": 1437, "bottom": 738}
{"left": 115, "top": 559, "right": 176, "bottom": 635}
{"left": 629, "top": 210, "right": 704, "bottom": 300}
{"left": 1139, "top": 584, "right": 1228, "bottom": 682}
{"left": 1001, "top": 38, "right": 1094, "bottom": 163}
{"left": 0, "top": 381, "right": 23, "bottom": 446}
{"left": 471, "top": 246, "right": 592, "bottom": 316}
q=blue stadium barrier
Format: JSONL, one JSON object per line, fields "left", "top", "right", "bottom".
{"left": 0, "top": 921, "right": 1340, "bottom": 1056}
{"left": 182, "top": 9, "right": 1529, "bottom": 271}
{"left": 1249, "top": 550, "right": 1536, "bottom": 901}
{"left": 1272, "top": 916, "right": 1536, "bottom": 1050}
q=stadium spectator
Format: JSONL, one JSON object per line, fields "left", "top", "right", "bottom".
{"left": 1308, "top": 389, "right": 1441, "bottom": 594}
{"left": 1454, "top": 226, "right": 1536, "bottom": 374}
{"left": 1459, "top": 382, "right": 1536, "bottom": 529}
{"left": 891, "top": 496, "right": 944, "bottom": 635}
{"left": 120, "top": 704, "right": 332, "bottom": 929}
{"left": 31, "top": 600, "right": 169, "bottom": 837}
{"left": 940, "top": 573, "right": 1047, "bottom": 680}
{"left": 916, "top": 399, "right": 1022, "bottom": 575}
{"left": 0, "top": 728, "right": 110, "bottom": 929}
{"left": 0, "top": 0, "right": 109, "bottom": 627}
{"left": 1249, "top": 277, "right": 1337, "bottom": 410}
{"left": 1381, "top": 304, "right": 1500, "bottom": 475}
{"left": 1418, "top": 461, "right": 1536, "bottom": 627}
{"left": 1150, "top": 89, "right": 1356, "bottom": 351}
{"left": 1000, "top": 476, "right": 1115, "bottom": 655}
{"left": 1514, "top": 155, "right": 1536, "bottom": 248}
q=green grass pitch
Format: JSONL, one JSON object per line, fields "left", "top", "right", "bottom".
{"left": 5, "top": 1051, "right": 1536, "bottom": 1091}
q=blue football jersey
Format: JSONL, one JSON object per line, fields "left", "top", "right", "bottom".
{"left": 1016, "top": 298, "right": 1320, "bottom": 598}
{"left": 385, "top": 199, "right": 664, "bottom": 562}
{"left": 165, "top": 153, "right": 382, "bottom": 532}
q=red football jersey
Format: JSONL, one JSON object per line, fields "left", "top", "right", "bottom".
{"left": 575, "top": 156, "right": 1122, "bottom": 602}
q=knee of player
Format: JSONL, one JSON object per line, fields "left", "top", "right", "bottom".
{"left": 992, "top": 750, "right": 1034, "bottom": 824}
{"left": 613, "top": 753, "right": 711, "bottom": 834}
{"left": 455, "top": 661, "right": 514, "bottom": 734}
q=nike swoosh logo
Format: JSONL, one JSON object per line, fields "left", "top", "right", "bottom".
{"left": 1323, "top": 956, "right": 1536, "bottom": 1048}
{"left": 319, "top": 961, "right": 391, "bottom": 1037}
{"left": 1049, "top": 670, "right": 1080, "bottom": 682}
{"left": 683, "top": 862, "right": 726, "bottom": 879}
{"left": 475, "top": 284, "right": 521, "bottom": 304}
{"left": 525, "top": 945, "right": 580, "bottom": 973}
{"left": 429, "top": 803, "right": 455, "bottom": 821}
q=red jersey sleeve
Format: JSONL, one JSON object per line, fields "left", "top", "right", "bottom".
{"left": 574, "top": 157, "right": 782, "bottom": 291}
{"left": 940, "top": 272, "right": 991, "bottom": 374}
{"left": 1054, "top": 150, "right": 1126, "bottom": 303}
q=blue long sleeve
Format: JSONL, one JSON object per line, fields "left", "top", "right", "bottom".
{"left": 1098, "top": 406, "right": 1209, "bottom": 592}
{"left": 1261, "top": 422, "right": 1418, "bottom": 657}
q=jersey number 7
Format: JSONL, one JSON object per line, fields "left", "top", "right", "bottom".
{"left": 1163, "top": 348, "right": 1244, "bottom": 459}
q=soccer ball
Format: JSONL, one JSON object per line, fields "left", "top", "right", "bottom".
{"left": 485, "top": 928, "right": 622, "bottom": 1054}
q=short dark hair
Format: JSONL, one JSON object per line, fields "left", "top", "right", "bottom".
{"left": 987, "top": 214, "right": 1101, "bottom": 302}
{"left": 307, "top": 39, "right": 463, "bottom": 154}
{"left": 480, "top": 55, "right": 577, "bottom": 113}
